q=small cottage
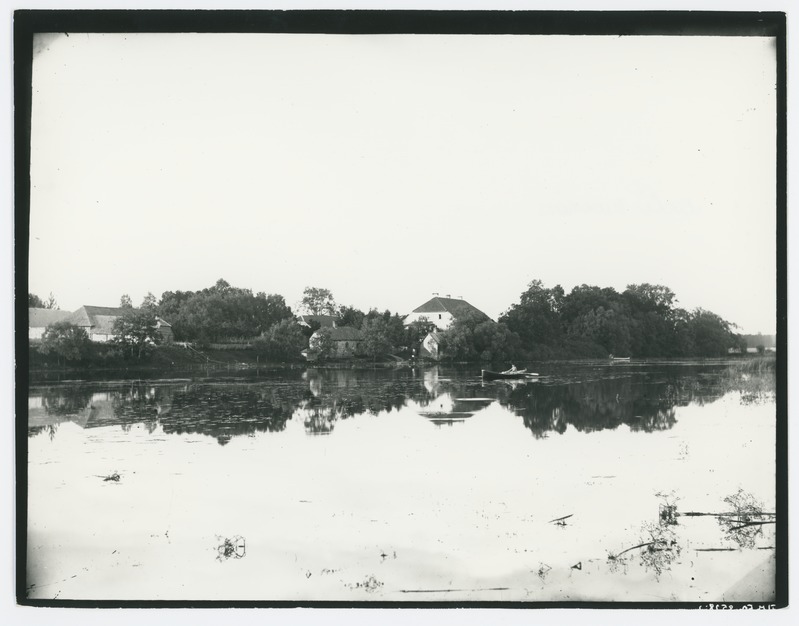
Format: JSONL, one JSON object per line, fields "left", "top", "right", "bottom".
{"left": 308, "top": 325, "right": 363, "bottom": 358}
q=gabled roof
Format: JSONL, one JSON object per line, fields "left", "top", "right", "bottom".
{"left": 412, "top": 297, "right": 490, "bottom": 322}
{"left": 330, "top": 326, "right": 363, "bottom": 341}
{"left": 309, "top": 326, "right": 363, "bottom": 342}
{"left": 67, "top": 306, "right": 171, "bottom": 335}
{"left": 299, "top": 314, "right": 338, "bottom": 328}
{"left": 68, "top": 305, "right": 131, "bottom": 327}
{"left": 28, "top": 308, "right": 72, "bottom": 328}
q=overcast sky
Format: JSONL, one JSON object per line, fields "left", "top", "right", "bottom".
{"left": 28, "top": 32, "right": 777, "bottom": 333}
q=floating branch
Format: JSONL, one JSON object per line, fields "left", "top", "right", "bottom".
{"left": 680, "top": 511, "right": 776, "bottom": 517}
{"left": 548, "top": 514, "right": 573, "bottom": 525}
{"left": 400, "top": 586, "right": 510, "bottom": 594}
{"left": 95, "top": 472, "right": 120, "bottom": 482}
{"left": 695, "top": 548, "right": 738, "bottom": 552}
{"left": 727, "top": 520, "right": 776, "bottom": 532}
{"left": 608, "top": 521, "right": 681, "bottom": 579}
{"left": 608, "top": 541, "right": 657, "bottom": 560}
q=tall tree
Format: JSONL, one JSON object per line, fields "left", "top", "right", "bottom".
{"left": 301, "top": 286, "right": 337, "bottom": 315}
{"left": 29, "top": 292, "right": 58, "bottom": 309}
{"left": 500, "top": 279, "right": 564, "bottom": 352}
{"left": 623, "top": 284, "right": 677, "bottom": 316}
{"left": 309, "top": 327, "right": 334, "bottom": 361}
{"left": 255, "top": 319, "right": 307, "bottom": 361}
{"left": 28, "top": 293, "right": 45, "bottom": 308}
{"left": 689, "top": 309, "right": 740, "bottom": 357}
{"left": 438, "top": 312, "right": 520, "bottom": 362}
{"left": 120, "top": 294, "right": 133, "bottom": 309}
{"left": 338, "top": 304, "right": 365, "bottom": 329}
{"left": 140, "top": 292, "right": 158, "bottom": 310}
{"left": 360, "top": 317, "right": 393, "bottom": 361}
{"left": 112, "top": 309, "right": 160, "bottom": 358}
{"left": 156, "top": 281, "right": 293, "bottom": 342}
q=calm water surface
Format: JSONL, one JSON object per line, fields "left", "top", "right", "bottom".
{"left": 26, "top": 361, "right": 776, "bottom": 602}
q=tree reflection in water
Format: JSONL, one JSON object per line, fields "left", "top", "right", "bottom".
{"left": 27, "top": 361, "right": 773, "bottom": 444}
{"left": 494, "top": 377, "right": 682, "bottom": 438}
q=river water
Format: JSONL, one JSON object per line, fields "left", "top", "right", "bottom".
{"left": 25, "top": 361, "right": 777, "bottom": 603}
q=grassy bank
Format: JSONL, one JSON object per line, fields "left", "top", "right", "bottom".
{"left": 27, "top": 343, "right": 293, "bottom": 372}
{"left": 721, "top": 355, "right": 776, "bottom": 404}
{"left": 26, "top": 343, "right": 406, "bottom": 374}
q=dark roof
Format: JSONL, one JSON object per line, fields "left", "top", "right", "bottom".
{"left": 329, "top": 326, "right": 363, "bottom": 342}
{"left": 68, "top": 305, "right": 132, "bottom": 326}
{"left": 67, "top": 306, "right": 171, "bottom": 334}
{"left": 412, "top": 297, "right": 490, "bottom": 321}
{"left": 28, "top": 308, "right": 72, "bottom": 328}
{"left": 299, "top": 314, "right": 338, "bottom": 328}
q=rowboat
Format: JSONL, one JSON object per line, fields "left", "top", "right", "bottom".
{"left": 482, "top": 369, "right": 539, "bottom": 381}
{"left": 609, "top": 357, "right": 631, "bottom": 362}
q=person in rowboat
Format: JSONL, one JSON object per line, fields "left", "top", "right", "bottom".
{"left": 504, "top": 364, "right": 518, "bottom": 374}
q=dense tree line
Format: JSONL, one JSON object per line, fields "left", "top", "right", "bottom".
{"left": 492, "top": 280, "right": 746, "bottom": 360}
{"left": 158, "top": 279, "right": 294, "bottom": 343}
{"left": 30, "top": 279, "right": 748, "bottom": 364}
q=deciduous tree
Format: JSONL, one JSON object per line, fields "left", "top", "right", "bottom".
{"left": 301, "top": 286, "right": 337, "bottom": 316}
{"left": 500, "top": 279, "right": 564, "bottom": 351}
{"left": 140, "top": 292, "right": 158, "bottom": 310}
{"left": 38, "top": 321, "right": 91, "bottom": 363}
{"left": 112, "top": 309, "right": 160, "bottom": 358}
{"left": 361, "top": 317, "right": 392, "bottom": 361}
{"left": 29, "top": 292, "right": 58, "bottom": 309}
{"left": 155, "top": 280, "right": 294, "bottom": 342}
{"left": 255, "top": 319, "right": 307, "bottom": 361}
{"left": 309, "top": 327, "right": 334, "bottom": 361}
{"left": 29, "top": 293, "right": 45, "bottom": 308}
{"left": 689, "top": 309, "right": 739, "bottom": 357}
{"left": 338, "top": 304, "right": 365, "bottom": 329}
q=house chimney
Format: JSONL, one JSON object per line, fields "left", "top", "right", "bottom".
{"left": 446, "top": 294, "right": 451, "bottom": 298}
{"left": 433, "top": 292, "right": 439, "bottom": 296}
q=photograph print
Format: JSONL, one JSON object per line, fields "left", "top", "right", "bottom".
{"left": 16, "top": 10, "right": 786, "bottom": 607}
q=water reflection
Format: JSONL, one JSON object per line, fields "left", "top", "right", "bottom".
{"left": 28, "top": 363, "right": 772, "bottom": 445}
{"left": 413, "top": 392, "right": 493, "bottom": 426}
{"left": 494, "top": 378, "right": 679, "bottom": 438}
{"left": 26, "top": 362, "right": 777, "bottom": 602}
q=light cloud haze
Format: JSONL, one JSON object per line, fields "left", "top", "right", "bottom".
{"left": 29, "top": 33, "right": 777, "bottom": 333}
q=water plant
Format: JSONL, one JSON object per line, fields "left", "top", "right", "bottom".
{"left": 215, "top": 535, "right": 246, "bottom": 561}
{"left": 718, "top": 489, "right": 773, "bottom": 549}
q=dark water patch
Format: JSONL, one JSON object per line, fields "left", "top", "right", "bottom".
{"left": 27, "top": 361, "right": 774, "bottom": 444}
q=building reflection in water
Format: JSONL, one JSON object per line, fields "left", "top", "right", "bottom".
{"left": 28, "top": 364, "right": 762, "bottom": 444}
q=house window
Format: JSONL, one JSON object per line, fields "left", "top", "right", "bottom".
{"left": 438, "top": 314, "right": 442, "bottom": 319}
